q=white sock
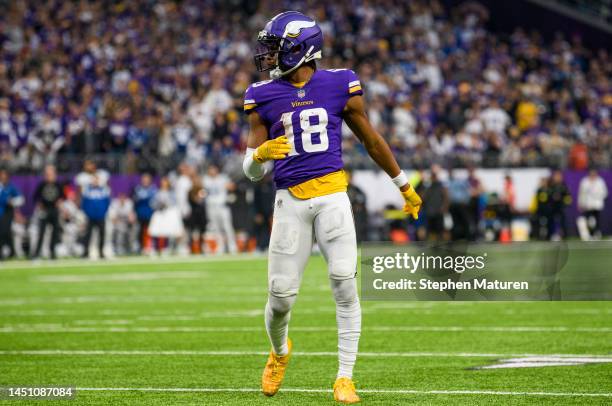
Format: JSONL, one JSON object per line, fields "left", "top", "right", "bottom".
{"left": 332, "top": 278, "right": 361, "bottom": 379}
{"left": 264, "top": 294, "right": 296, "bottom": 356}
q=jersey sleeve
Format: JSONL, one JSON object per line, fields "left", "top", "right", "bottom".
{"left": 346, "top": 70, "right": 363, "bottom": 97}
{"left": 243, "top": 85, "right": 258, "bottom": 114}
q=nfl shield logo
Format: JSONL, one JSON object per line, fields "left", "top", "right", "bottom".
{"left": 297, "top": 89, "right": 306, "bottom": 98}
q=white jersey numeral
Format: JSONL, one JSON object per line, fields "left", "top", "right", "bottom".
{"left": 280, "top": 107, "right": 329, "bottom": 155}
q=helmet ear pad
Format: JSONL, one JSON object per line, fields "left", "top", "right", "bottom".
{"left": 278, "top": 30, "right": 322, "bottom": 72}
{"left": 278, "top": 43, "right": 304, "bottom": 71}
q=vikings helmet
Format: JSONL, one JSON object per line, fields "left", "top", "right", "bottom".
{"left": 254, "top": 11, "right": 323, "bottom": 79}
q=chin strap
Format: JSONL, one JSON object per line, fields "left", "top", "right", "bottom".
{"left": 270, "top": 46, "right": 321, "bottom": 79}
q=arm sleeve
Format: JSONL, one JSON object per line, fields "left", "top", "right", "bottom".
{"left": 346, "top": 70, "right": 364, "bottom": 97}
{"left": 243, "top": 147, "right": 270, "bottom": 182}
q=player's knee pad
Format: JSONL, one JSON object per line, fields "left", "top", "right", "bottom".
{"left": 267, "top": 292, "right": 296, "bottom": 315}
{"left": 268, "top": 273, "right": 300, "bottom": 297}
{"left": 328, "top": 258, "right": 357, "bottom": 280}
{"left": 331, "top": 277, "right": 359, "bottom": 305}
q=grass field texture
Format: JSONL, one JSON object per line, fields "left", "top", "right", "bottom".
{"left": 0, "top": 252, "right": 610, "bottom": 405}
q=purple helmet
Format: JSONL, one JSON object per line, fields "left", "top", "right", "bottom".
{"left": 254, "top": 11, "right": 323, "bottom": 79}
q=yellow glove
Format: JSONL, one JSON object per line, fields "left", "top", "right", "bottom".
{"left": 253, "top": 136, "right": 291, "bottom": 163}
{"left": 401, "top": 186, "right": 422, "bottom": 220}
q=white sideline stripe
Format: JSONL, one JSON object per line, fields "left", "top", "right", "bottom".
{"left": 1, "top": 350, "right": 610, "bottom": 358}
{"left": 0, "top": 295, "right": 271, "bottom": 306}
{"left": 0, "top": 253, "right": 266, "bottom": 270}
{"left": 0, "top": 325, "right": 610, "bottom": 333}
{"left": 36, "top": 271, "right": 208, "bottom": 283}
{"left": 75, "top": 387, "right": 612, "bottom": 397}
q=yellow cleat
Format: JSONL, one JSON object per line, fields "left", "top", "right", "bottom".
{"left": 333, "top": 377, "right": 360, "bottom": 404}
{"left": 261, "top": 338, "right": 292, "bottom": 397}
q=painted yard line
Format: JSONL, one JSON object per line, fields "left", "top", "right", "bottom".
{"left": 0, "top": 253, "right": 267, "bottom": 270}
{"left": 75, "top": 387, "right": 612, "bottom": 397}
{"left": 478, "top": 356, "right": 612, "bottom": 369}
{"left": 0, "top": 325, "right": 609, "bottom": 333}
{"left": 1, "top": 350, "right": 610, "bottom": 359}
{"left": 35, "top": 271, "right": 208, "bottom": 283}
{"left": 0, "top": 295, "right": 271, "bottom": 306}
{"left": 2, "top": 306, "right": 609, "bottom": 317}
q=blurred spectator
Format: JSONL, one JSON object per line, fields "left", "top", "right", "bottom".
{"left": 203, "top": 164, "right": 237, "bottom": 254}
{"left": 503, "top": 174, "right": 516, "bottom": 212}
{"left": 187, "top": 175, "right": 208, "bottom": 254}
{"left": 29, "top": 110, "right": 64, "bottom": 171}
{"left": 32, "top": 165, "right": 63, "bottom": 259}
{"left": 423, "top": 166, "right": 450, "bottom": 241}
{"left": 59, "top": 188, "right": 85, "bottom": 257}
{"left": 133, "top": 173, "right": 157, "bottom": 254}
{"left": 109, "top": 193, "right": 136, "bottom": 255}
{"left": 148, "top": 177, "right": 184, "bottom": 254}
{"left": 531, "top": 177, "right": 551, "bottom": 240}
{"left": 578, "top": 169, "right": 608, "bottom": 239}
{"left": 0, "top": 168, "right": 23, "bottom": 259}
{"left": 480, "top": 99, "right": 511, "bottom": 136}
{"left": 547, "top": 170, "right": 572, "bottom": 239}
{"left": 447, "top": 169, "right": 471, "bottom": 240}
{"left": 482, "top": 192, "right": 512, "bottom": 241}
{"left": 81, "top": 175, "right": 111, "bottom": 259}
{"left": 467, "top": 168, "right": 484, "bottom": 240}
{"left": 76, "top": 160, "right": 110, "bottom": 190}
{"left": 174, "top": 163, "right": 194, "bottom": 225}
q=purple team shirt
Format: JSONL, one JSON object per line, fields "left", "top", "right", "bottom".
{"left": 244, "top": 69, "right": 363, "bottom": 188}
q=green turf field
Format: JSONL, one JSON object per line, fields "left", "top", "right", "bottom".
{"left": 0, "top": 252, "right": 610, "bottom": 405}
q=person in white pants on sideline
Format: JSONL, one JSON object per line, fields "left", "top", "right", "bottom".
{"left": 203, "top": 164, "right": 237, "bottom": 254}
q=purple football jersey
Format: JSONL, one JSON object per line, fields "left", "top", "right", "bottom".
{"left": 244, "top": 69, "right": 363, "bottom": 188}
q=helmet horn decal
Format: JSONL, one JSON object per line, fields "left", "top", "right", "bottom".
{"left": 283, "top": 20, "right": 316, "bottom": 38}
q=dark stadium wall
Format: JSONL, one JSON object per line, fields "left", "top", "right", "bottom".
{"left": 12, "top": 174, "right": 148, "bottom": 217}
{"left": 443, "top": 0, "right": 612, "bottom": 50}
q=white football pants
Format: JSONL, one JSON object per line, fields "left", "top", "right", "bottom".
{"left": 265, "top": 189, "right": 361, "bottom": 379}
{"left": 207, "top": 205, "right": 237, "bottom": 254}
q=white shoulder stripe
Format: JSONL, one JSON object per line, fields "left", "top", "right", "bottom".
{"left": 348, "top": 80, "right": 361, "bottom": 88}
{"left": 244, "top": 99, "right": 256, "bottom": 105}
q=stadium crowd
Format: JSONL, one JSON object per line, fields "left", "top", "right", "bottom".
{"left": 0, "top": 0, "right": 610, "bottom": 174}
{"left": 0, "top": 0, "right": 610, "bottom": 259}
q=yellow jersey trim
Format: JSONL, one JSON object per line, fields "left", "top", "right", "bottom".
{"left": 288, "top": 170, "right": 348, "bottom": 199}
{"left": 244, "top": 103, "right": 257, "bottom": 111}
{"left": 349, "top": 85, "right": 362, "bottom": 93}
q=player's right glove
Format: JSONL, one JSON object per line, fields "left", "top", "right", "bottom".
{"left": 401, "top": 185, "right": 422, "bottom": 220}
{"left": 253, "top": 136, "right": 291, "bottom": 163}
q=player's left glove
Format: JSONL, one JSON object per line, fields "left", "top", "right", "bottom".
{"left": 401, "top": 185, "right": 422, "bottom": 220}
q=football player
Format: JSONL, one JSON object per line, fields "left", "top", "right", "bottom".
{"left": 242, "top": 11, "right": 422, "bottom": 404}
